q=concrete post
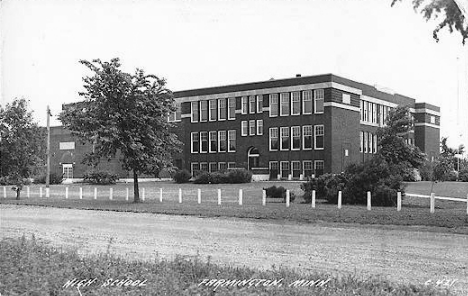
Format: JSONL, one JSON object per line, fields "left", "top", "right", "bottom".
{"left": 109, "top": 188, "right": 113, "bottom": 200}
{"left": 367, "top": 191, "right": 371, "bottom": 211}
{"left": 299, "top": 174, "right": 304, "bottom": 181}
{"left": 142, "top": 188, "right": 145, "bottom": 201}
{"left": 466, "top": 194, "right": 468, "bottom": 215}
{"left": 286, "top": 190, "right": 290, "bottom": 207}
{"left": 430, "top": 193, "right": 435, "bottom": 213}
{"left": 238, "top": 189, "right": 243, "bottom": 205}
{"left": 40, "top": 187, "right": 43, "bottom": 198}
{"left": 159, "top": 188, "right": 163, "bottom": 203}
{"left": 277, "top": 174, "right": 281, "bottom": 181}
{"left": 178, "top": 188, "right": 182, "bottom": 203}
{"left": 197, "top": 189, "right": 201, "bottom": 204}
{"left": 288, "top": 174, "right": 292, "bottom": 181}
{"left": 45, "top": 188, "right": 50, "bottom": 198}
{"left": 217, "top": 189, "right": 221, "bottom": 205}
{"left": 26, "top": 186, "right": 30, "bottom": 199}
{"left": 337, "top": 191, "right": 342, "bottom": 209}
{"left": 126, "top": 188, "right": 129, "bottom": 201}
{"left": 94, "top": 188, "right": 97, "bottom": 200}
{"left": 65, "top": 187, "right": 68, "bottom": 199}
{"left": 3, "top": 186, "right": 6, "bottom": 198}
{"left": 397, "top": 192, "right": 402, "bottom": 211}
{"left": 79, "top": 187, "right": 82, "bottom": 200}
{"left": 262, "top": 189, "right": 266, "bottom": 206}
{"left": 311, "top": 190, "right": 316, "bottom": 208}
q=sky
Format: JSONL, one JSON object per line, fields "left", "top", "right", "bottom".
{"left": 1, "top": 0, "right": 467, "bottom": 152}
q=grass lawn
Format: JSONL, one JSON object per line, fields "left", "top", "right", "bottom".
{"left": 1, "top": 181, "right": 467, "bottom": 231}
{"left": 0, "top": 235, "right": 454, "bottom": 296}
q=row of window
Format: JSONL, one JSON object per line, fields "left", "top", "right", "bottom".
{"left": 360, "top": 100, "right": 392, "bottom": 126}
{"left": 269, "top": 125, "right": 324, "bottom": 151}
{"left": 241, "top": 120, "right": 263, "bottom": 136}
{"left": 191, "top": 130, "right": 236, "bottom": 153}
{"left": 269, "top": 160, "right": 324, "bottom": 178}
{"left": 360, "top": 131, "right": 378, "bottom": 154}
{"left": 191, "top": 162, "right": 236, "bottom": 175}
{"left": 269, "top": 89, "right": 324, "bottom": 117}
{"left": 191, "top": 98, "right": 236, "bottom": 123}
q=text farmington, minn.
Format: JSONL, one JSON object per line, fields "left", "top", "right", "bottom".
{"left": 198, "top": 278, "right": 331, "bottom": 290}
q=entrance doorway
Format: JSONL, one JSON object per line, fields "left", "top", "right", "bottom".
{"left": 247, "top": 147, "right": 260, "bottom": 170}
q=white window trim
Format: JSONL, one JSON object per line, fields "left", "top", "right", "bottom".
{"left": 269, "top": 94, "right": 278, "bottom": 117}
{"left": 280, "top": 127, "right": 290, "bottom": 151}
{"left": 228, "top": 97, "right": 236, "bottom": 120}
{"left": 241, "top": 121, "right": 248, "bottom": 137}
{"left": 209, "top": 162, "right": 217, "bottom": 172}
{"left": 218, "top": 130, "right": 226, "bottom": 152}
{"left": 269, "top": 127, "right": 278, "bottom": 151}
{"left": 228, "top": 130, "right": 236, "bottom": 152}
{"left": 209, "top": 99, "right": 216, "bottom": 122}
{"left": 191, "top": 162, "right": 199, "bottom": 175}
{"left": 314, "top": 125, "right": 324, "bottom": 150}
{"left": 249, "top": 120, "right": 256, "bottom": 136}
{"left": 291, "top": 126, "right": 301, "bottom": 151}
{"left": 291, "top": 92, "right": 300, "bottom": 116}
{"left": 241, "top": 96, "right": 248, "bottom": 114}
{"left": 218, "top": 162, "right": 226, "bottom": 171}
{"left": 200, "top": 100, "right": 208, "bottom": 122}
{"left": 256, "top": 120, "right": 263, "bottom": 136}
{"left": 191, "top": 101, "right": 199, "bottom": 123}
{"left": 218, "top": 98, "right": 226, "bottom": 121}
{"left": 200, "top": 131, "right": 208, "bottom": 153}
{"left": 303, "top": 160, "right": 312, "bottom": 176}
{"left": 191, "top": 132, "right": 199, "bottom": 153}
{"left": 280, "top": 93, "right": 289, "bottom": 116}
{"left": 302, "top": 125, "right": 313, "bottom": 150}
{"left": 314, "top": 89, "right": 324, "bottom": 114}
{"left": 256, "top": 95, "right": 263, "bottom": 114}
{"left": 209, "top": 131, "right": 217, "bottom": 153}
{"left": 249, "top": 96, "right": 256, "bottom": 114}
{"left": 314, "top": 160, "right": 324, "bottom": 172}
{"left": 303, "top": 90, "right": 312, "bottom": 115}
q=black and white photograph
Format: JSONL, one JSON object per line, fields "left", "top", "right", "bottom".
{"left": 1, "top": 0, "right": 467, "bottom": 295}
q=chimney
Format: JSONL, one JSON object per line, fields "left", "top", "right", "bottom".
{"left": 296, "top": 74, "right": 301, "bottom": 78}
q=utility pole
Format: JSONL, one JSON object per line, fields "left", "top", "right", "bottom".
{"left": 46, "top": 106, "right": 51, "bottom": 195}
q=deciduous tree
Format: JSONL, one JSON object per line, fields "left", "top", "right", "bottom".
{"left": 0, "top": 99, "right": 45, "bottom": 199}
{"left": 59, "top": 58, "right": 182, "bottom": 202}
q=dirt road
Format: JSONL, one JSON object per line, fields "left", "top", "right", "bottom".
{"left": 1, "top": 204, "right": 467, "bottom": 294}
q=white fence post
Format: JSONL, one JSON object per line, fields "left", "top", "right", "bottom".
{"left": 159, "top": 188, "right": 163, "bottom": 203}
{"left": 109, "top": 188, "right": 113, "bottom": 200}
{"left": 238, "top": 189, "right": 243, "bottom": 205}
{"left": 141, "top": 188, "right": 145, "bottom": 201}
{"left": 430, "top": 193, "right": 435, "bottom": 213}
{"left": 299, "top": 174, "right": 304, "bottom": 181}
{"left": 198, "top": 189, "right": 201, "bottom": 204}
{"left": 397, "top": 192, "right": 401, "bottom": 211}
{"left": 3, "top": 186, "right": 6, "bottom": 198}
{"left": 178, "top": 188, "right": 182, "bottom": 203}
{"left": 286, "top": 190, "right": 290, "bottom": 207}
{"left": 367, "top": 191, "right": 371, "bottom": 211}
{"left": 277, "top": 174, "right": 281, "bottom": 181}
{"left": 262, "top": 189, "right": 266, "bottom": 206}
{"left": 337, "top": 191, "right": 342, "bottom": 209}
{"left": 466, "top": 193, "right": 468, "bottom": 215}
{"left": 40, "top": 187, "right": 43, "bottom": 198}
{"left": 65, "top": 187, "right": 69, "bottom": 199}
{"left": 45, "top": 187, "right": 50, "bottom": 198}
{"left": 126, "top": 188, "right": 129, "bottom": 201}
{"left": 94, "top": 188, "right": 97, "bottom": 200}
{"left": 217, "top": 189, "right": 221, "bottom": 205}
{"left": 311, "top": 190, "right": 316, "bottom": 208}
{"left": 79, "top": 187, "right": 82, "bottom": 200}
{"left": 26, "top": 186, "right": 30, "bottom": 199}
{"left": 288, "top": 174, "right": 292, "bottom": 181}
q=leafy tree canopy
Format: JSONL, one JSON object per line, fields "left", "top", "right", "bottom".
{"left": 440, "top": 136, "right": 465, "bottom": 157}
{"left": 392, "top": 0, "right": 468, "bottom": 44}
{"left": 0, "top": 99, "right": 45, "bottom": 198}
{"left": 59, "top": 58, "right": 182, "bottom": 202}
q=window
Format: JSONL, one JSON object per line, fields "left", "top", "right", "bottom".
{"left": 269, "top": 161, "right": 279, "bottom": 179}
{"left": 360, "top": 131, "right": 363, "bottom": 152}
{"left": 218, "top": 98, "right": 226, "bottom": 120}
{"left": 269, "top": 94, "right": 278, "bottom": 117}
{"left": 59, "top": 142, "right": 75, "bottom": 150}
{"left": 228, "top": 97, "right": 236, "bottom": 120}
{"left": 373, "top": 134, "right": 378, "bottom": 153}
{"left": 280, "top": 93, "right": 290, "bottom": 116}
{"left": 377, "top": 105, "right": 383, "bottom": 126}
{"left": 249, "top": 96, "right": 256, "bottom": 114}
{"left": 372, "top": 103, "right": 377, "bottom": 124}
{"left": 280, "top": 127, "right": 290, "bottom": 150}
{"left": 314, "top": 125, "right": 324, "bottom": 150}
{"left": 292, "top": 161, "right": 301, "bottom": 178}
{"left": 218, "top": 162, "right": 227, "bottom": 171}
{"left": 364, "top": 132, "right": 368, "bottom": 153}
{"left": 62, "top": 164, "right": 73, "bottom": 179}
{"left": 249, "top": 120, "right": 256, "bottom": 136}
{"left": 430, "top": 116, "right": 435, "bottom": 124}
{"left": 168, "top": 102, "right": 181, "bottom": 122}
{"left": 303, "top": 90, "right": 312, "bottom": 114}
{"left": 314, "top": 160, "right": 324, "bottom": 176}
{"left": 200, "top": 100, "right": 208, "bottom": 122}
{"left": 191, "top": 163, "right": 200, "bottom": 176}
{"left": 270, "top": 127, "right": 279, "bottom": 150}
{"left": 241, "top": 121, "right": 248, "bottom": 136}
{"left": 369, "top": 132, "right": 373, "bottom": 154}
{"left": 200, "top": 131, "right": 208, "bottom": 153}
{"left": 200, "top": 162, "right": 208, "bottom": 172}
{"left": 209, "top": 162, "right": 217, "bottom": 172}
{"left": 228, "top": 130, "right": 236, "bottom": 152}
{"left": 291, "top": 126, "right": 301, "bottom": 150}
{"left": 256, "top": 95, "right": 263, "bottom": 113}
{"left": 280, "top": 161, "right": 290, "bottom": 178}
{"left": 209, "top": 131, "right": 217, "bottom": 153}
{"left": 342, "top": 93, "right": 351, "bottom": 104}
{"left": 209, "top": 99, "right": 217, "bottom": 121}
{"left": 257, "top": 120, "right": 263, "bottom": 135}
{"left": 360, "top": 100, "right": 365, "bottom": 121}
{"left": 191, "top": 132, "right": 199, "bottom": 153}
{"left": 241, "top": 96, "right": 248, "bottom": 114}
{"left": 218, "top": 131, "right": 227, "bottom": 152}
{"left": 228, "top": 162, "right": 236, "bottom": 169}
{"left": 291, "top": 92, "right": 300, "bottom": 115}
{"left": 363, "top": 101, "right": 368, "bottom": 122}
{"left": 303, "top": 125, "right": 313, "bottom": 150}
{"left": 314, "top": 89, "right": 324, "bottom": 114}
{"left": 366, "top": 102, "right": 371, "bottom": 123}
{"left": 191, "top": 101, "right": 199, "bottom": 122}
{"left": 303, "top": 161, "right": 313, "bottom": 177}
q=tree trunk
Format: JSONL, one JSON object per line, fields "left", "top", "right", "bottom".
{"left": 15, "top": 188, "right": 21, "bottom": 200}
{"left": 133, "top": 170, "right": 140, "bottom": 203}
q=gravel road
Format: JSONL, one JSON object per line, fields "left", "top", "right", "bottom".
{"left": 1, "top": 204, "right": 467, "bottom": 294}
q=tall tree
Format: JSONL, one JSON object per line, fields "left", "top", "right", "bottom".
{"left": 59, "top": 58, "right": 182, "bottom": 202}
{"left": 391, "top": 0, "right": 468, "bottom": 44}
{"left": 0, "top": 99, "right": 46, "bottom": 199}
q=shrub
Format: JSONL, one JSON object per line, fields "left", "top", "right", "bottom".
{"left": 264, "top": 186, "right": 295, "bottom": 203}
{"left": 419, "top": 160, "right": 435, "bottom": 181}
{"left": 226, "top": 168, "right": 252, "bottom": 183}
{"left": 301, "top": 173, "right": 344, "bottom": 203}
{"left": 193, "top": 171, "right": 211, "bottom": 184}
{"left": 173, "top": 169, "right": 191, "bottom": 183}
{"left": 82, "top": 170, "right": 119, "bottom": 185}
{"left": 459, "top": 168, "right": 468, "bottom": 182}
{"left": 433, "top": 158, "right": 455, "bottom": 181}
{"left": 32, "top": 173, "right": 63, "bottom": 184}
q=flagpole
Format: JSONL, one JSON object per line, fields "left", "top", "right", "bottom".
{"left": 46, "top": 106, "right": 50, "bottom": 191}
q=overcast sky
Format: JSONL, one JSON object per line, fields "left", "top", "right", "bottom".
{"left": 1, "top": 0, "right": 467, "bottom": 150}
